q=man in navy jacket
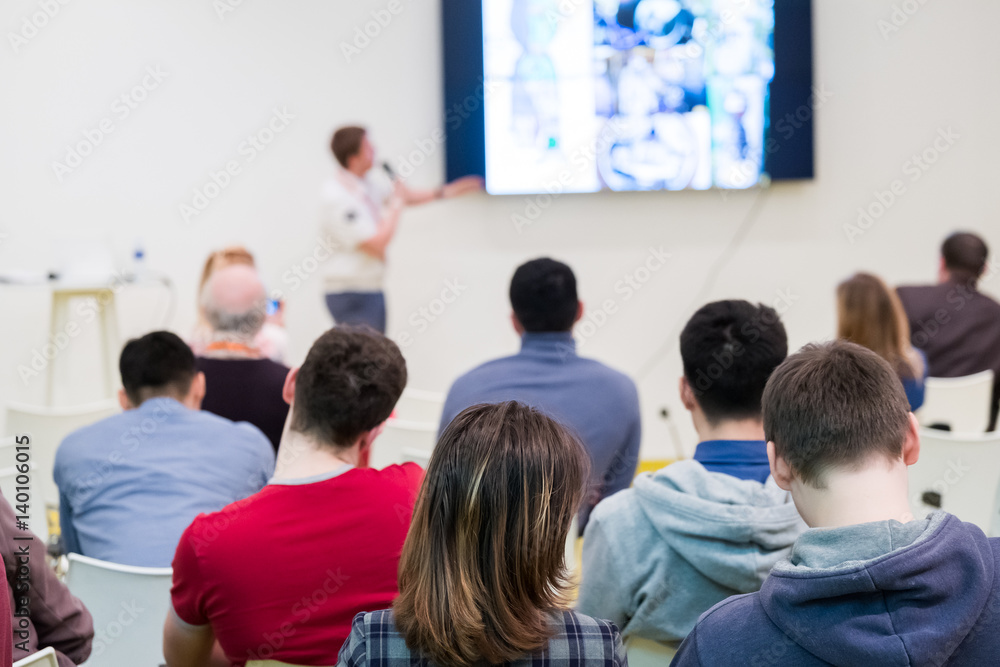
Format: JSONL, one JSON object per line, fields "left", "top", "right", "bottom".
{"left": 672, "top": 340, "right": 1000, "bottom": 666}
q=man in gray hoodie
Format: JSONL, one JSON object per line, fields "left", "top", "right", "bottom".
{"left": 576, "top": 300, "right": 807, "bottom": 647}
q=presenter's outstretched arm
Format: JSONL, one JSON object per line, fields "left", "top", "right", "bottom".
{"left": 399, "top": 174, "right": 484, "bottom": 205}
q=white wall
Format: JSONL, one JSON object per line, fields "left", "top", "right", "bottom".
{"left": 1, "top": 0, "right": 998, "bottom": 458}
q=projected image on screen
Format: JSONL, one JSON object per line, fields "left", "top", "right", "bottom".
{"left": 483, "top": 0, "right": 775, "bottom": 194}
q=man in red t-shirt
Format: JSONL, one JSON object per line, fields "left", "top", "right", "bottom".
{"left": 163, "top": 326, "right": 422, "bottom": 667}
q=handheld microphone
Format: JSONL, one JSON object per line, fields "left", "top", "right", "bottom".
{"left": 382, "top": 161, "right": 397, "bottom": 180}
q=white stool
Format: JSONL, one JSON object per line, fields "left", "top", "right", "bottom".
{"left": 47, "top": 283, "right": 121, "bottom": 406}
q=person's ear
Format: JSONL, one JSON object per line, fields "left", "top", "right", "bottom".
{"left": 679, "top": 376, "right": 697, "bottom": 411}
{"left": 768, "top": 441, "right": 793, "bottom": 491}
{"left": 902, "top": 412, "right": 921, "bottom": 466}
{"left": 282, "top": 367, "right": 299, "bottom": 406}
{"left": 574, "top": 300, "right": 584, "bottom": 324}
{"left": 117, "top": 388, "right": 133, "bottom": 412}
{"left": 511, "top": 312, "right": 525, "bottom": 336}
{"left": 188, "top": 372, "right": 207, "bottom": 409}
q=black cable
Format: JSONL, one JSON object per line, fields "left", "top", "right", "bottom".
{"left": 635, "top": 186, "right": 772, "bottom": 382}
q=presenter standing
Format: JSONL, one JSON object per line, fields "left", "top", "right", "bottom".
{"left": 320, "top": 125, "right": 482, "bottom": 333}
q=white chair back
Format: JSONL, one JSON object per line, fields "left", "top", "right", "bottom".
{"left": 394, "top": 388, "right": 446, "bottom": 424}
{"left": 64, "top": 553, "right": 172, "bottom": 667}
{"left": 908, "top": 428, "right": 1000, "bottom": 536}
{"left": 14, "top": 646, "right": 59, "bottom": 667}
{"left": 370, "top": 419, "right": 437, "bottom": 470}
{"left": 5, "top": 400, "right": 120, "bottom": 508}
{"left": 0, "top": 454, "right": 49, "bottom": 540}
{"left": 917, "top": 371, "right": 995, "bottom": 434}
{"left": 625, "top": 637, "right": 678, "bottom": 666}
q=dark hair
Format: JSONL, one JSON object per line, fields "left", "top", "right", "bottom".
{"left": 680, "top": 300, "right": 788, "bottom": 424}
{"left": 509, "top": 258, "right": 578, "bottom": 333}
{"left": 290, "top": 325, "right": 406, "bottom": 448}
{"left": 119, "top": 331, "right": 197, "bottom": 406}
{"left": 331, "top": 126, "right": 367, "bottom": 168}
{"left": 762, "top": 340, "right": 911, "bottom": 488}
{"left": 394, "top": 402, "right": 588, "bottom": 666}
{"left": 942, "top": 232, "right": 989, "bottom": 284}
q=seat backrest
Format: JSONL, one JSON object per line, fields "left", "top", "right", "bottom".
{"left": 5, "top": 400, "right": 120, "bottom": 508}
{"left": 394, "top": 388, "right": 445, "bottom": 424}
{"left": 13, "top": 646, "right": 59, "bottom": 667}
{"left": 370, "top": 419, "right": 437, "bottom": 470}
{"left": 908, "top": 428, "right": 1000, "bottom": 536}
{"left": 917, "top": 371, "right": 995, "bottom": 434}
{"left": 625, "top": 637, "right": 678, "bottom": 666}
{"left": 64, "top": 553, "right": 172, "bottom": 667}
{"left": 0, "top": 457, "right": 49, "bottom": 541}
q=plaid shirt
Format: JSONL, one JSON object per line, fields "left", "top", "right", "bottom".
{"left": 336, "top": 609, "right": 627, "bottom": 667}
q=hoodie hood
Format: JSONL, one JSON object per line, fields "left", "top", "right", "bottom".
{"left": 760, "top": 511, "right": 996, "bottom": 665}
{"left": 633, "top": 460, "right": 807, "bottom": 592}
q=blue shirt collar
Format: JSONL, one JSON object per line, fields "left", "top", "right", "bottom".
{"left": 692, "top": 439, "right": 769, "bottom": 465}
{"left": 519, "top": 331, "right": 576, "bottom": 357}
{"left": 134, "top": 396, "right": 186, "bottom": 415}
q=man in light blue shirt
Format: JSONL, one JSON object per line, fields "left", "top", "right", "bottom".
{"left": 440, "top": 258, "right": 641, "bottom": 531}
{"left": 54, "top": 331, "right": 275, "bottom": 567}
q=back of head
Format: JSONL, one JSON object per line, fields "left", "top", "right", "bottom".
{"left": 941, "top": 232, "right": 989, "bottom": 285}
{"left": 394, "top": 402, "right": 588, "bottom": 667}
{"left": 762, "top": 340, "right": 911, "bottom": 488}
{"left": 120, "top": 331, "right": 197, "bottom": 406}
{"left": 680, "top": 300, "right": 788, "bottom": 424}
{"left": 198, "top": 246, "right": 255, "bottom": 296}
{"left": 331, "top": 125, "right": 367, "bottom": 168}
{"left": 836, "top": 272, "right": 914, "bottom": 378}
{"left": 200, "top": 264, "right": 267, "bottom": 341}
{"left": 290, "top": 325, "right": 406, "bottom": 448}
{"left": 509, "top": 258, "right": 578, "bottom": 333}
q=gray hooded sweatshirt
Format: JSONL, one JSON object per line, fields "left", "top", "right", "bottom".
{"left": 575, "top": 460, "right": 807, "bottom": 645}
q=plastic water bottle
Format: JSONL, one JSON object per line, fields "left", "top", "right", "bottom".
{"left": 131, "top": 240, "right": 146, "bottom": 282}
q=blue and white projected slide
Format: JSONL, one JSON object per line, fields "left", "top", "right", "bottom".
{"left": 482, "top": 0, "right": 776, "bottom": 194}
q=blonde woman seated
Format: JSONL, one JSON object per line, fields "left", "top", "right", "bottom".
{"left": 837, "top": 272, "right": 927, "bottom": 410}
{"left": 189, "top": 246, "right": 289, "bottom": 363}
{"left": 337, "top": 402, "right": 627, "bottom": 667}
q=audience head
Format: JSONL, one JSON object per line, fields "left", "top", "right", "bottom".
{"left": 285, "top": 325, "right": 406, "bottom": 453}
{"left": 763, "top": 341, "right": 918, "bottom": 503}
{"left": 331, "top": 125, "right": 373, "bottom": 173}
{"left": 509, "top": 258, "right": 582, "bottom": 334}
{"left": 198, "top": 246, "right": 255, "bottom": 297}
{"left": 118, "top": 331, "right": 205, "bottom": 410}
{"left": 837, "top": 272, "right": 917, "bottom": 379}
{"left": 679, "top": 300, "right": 788, "bottom": 427}
{"left": 940, "top": 232, "right": 989, "bottom": 286}
{"left": 200, "top": 264, "right": 268, "bottom": 342}
{"left": 394, "top": 401, "right": 588, "bottom": 666}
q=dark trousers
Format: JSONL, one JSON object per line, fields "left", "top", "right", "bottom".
{"left": 325, "top": 291, "right": 386, "bottom": 334}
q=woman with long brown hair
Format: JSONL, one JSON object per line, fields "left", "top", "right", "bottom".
{"left": 336, "top": 401, "right": 626, "bottom": 667}
{"left": 837, "top": 272, "right": 927, "bottom": 410}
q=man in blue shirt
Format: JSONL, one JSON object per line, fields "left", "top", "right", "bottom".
{"left": 576, "top": 300, "right": 802, "bottom": 648}
{"left": 440, "top": 258, "right": 640, "bottom": 531}
{"left": 54, "top": 331, "right": 275, "bottom": 567}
